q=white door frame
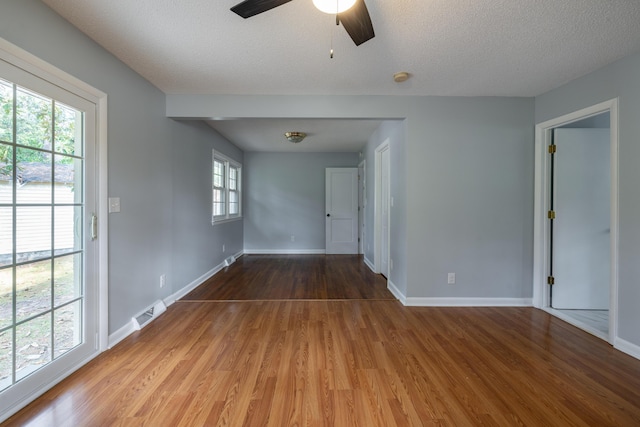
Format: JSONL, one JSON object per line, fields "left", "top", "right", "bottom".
{"left": 0, "top": 38, "right": 109, "bottom": 420}
{"left": 374, "top": 140, "right": 391, "bottom": 275}
{"left": 533, "top": 98, "right": 618, "bottom": 343}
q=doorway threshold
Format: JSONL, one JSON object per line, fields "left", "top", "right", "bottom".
{"left": 545, "top": 308, "right": 609, "bottom": 342}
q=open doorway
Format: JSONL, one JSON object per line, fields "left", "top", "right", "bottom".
{"left": 533, "top": 100, "right": 618, "bottom": 343}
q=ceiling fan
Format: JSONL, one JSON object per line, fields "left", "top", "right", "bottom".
{"left": 230, "top": 0, "right": 375, "bottom": 46}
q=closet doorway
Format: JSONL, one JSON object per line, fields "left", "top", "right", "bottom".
{"left": 533, "top": 100, "right": 618, "bottom": 343}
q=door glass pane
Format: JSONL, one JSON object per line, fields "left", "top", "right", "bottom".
{"left": 16, "top": 312, "right": 52, "bottom": 381}
{"left": 0, "top": 143, "right": 12, "bottom": 204}
{"left": 15, "top": 259, "right": 51, "bottom": 322}
{"left": 16, "top": 87, "right": 52, "bottom": 150}
{"left": 54, "top": 102, "right": 82, "bottom": 157}
{"left": 54, "top": 300, "right": 81, "bottom": 359}
{"left": 0, "top": 267, "right": 12, "bottom": 329}
{"left": 0, "top": 78, "right": 12, "bottom": 144}
{"left": 0, "top": 207, "right": 12, "bottom": 268}
{"left": 54, "top": 254, "right": 81, "bottom": 306}
{"left": 16, "top": 206, "right": 51, "bottom": 263}
{"left": 16, "top": 148, "right": 51, "bottom": 205}
{"left": 54, "top": 206, "right": 75, "bottom": 255}
{"left": 0, "top": 329, "right": 13, "bottom": 392}
{"left": 54, "top": 155, "right": 82, "bottom": 205}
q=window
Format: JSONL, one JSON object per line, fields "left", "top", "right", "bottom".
{"left": 212, "top": 151, "right": 241, "bottom": 223}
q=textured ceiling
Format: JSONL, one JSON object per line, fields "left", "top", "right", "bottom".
{"left": 42, "top": 0, "right": 640, "bottom": 97}
{"left": 40, "top": 0, "right": 640, "bottom": 151}
{"left": 208, "top": 118, "right": 385, "bottom": 152}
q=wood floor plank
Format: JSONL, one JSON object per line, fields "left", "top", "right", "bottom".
{"left": 182, "top": 255, "right": 394, "bottom": 301}
{"left": 5, "top": 300, "right": 640, "bottom": 426}
{"left": 5, "top": 256, "right": 640, "bottom": 426}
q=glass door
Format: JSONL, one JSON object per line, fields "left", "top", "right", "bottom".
{"left": 0, "top": 58, "right": 98, "bottom": 416}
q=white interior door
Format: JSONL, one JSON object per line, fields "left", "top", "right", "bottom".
{"left": 552, "top": 128, "right": 610, "bottom": 309}
{"left": 0, "top": 58, "right": 99, "bottom": 419}
{"left": 325, "top": 168, "right": 358, "bottom": 254}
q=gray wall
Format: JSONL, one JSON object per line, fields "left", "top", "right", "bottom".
{"left": 536, "top": 50, "right": 640, "bottom": 348}
{"left": 244, "top": 152, "right": 359, "bottom": 251}
{"left": 0, "top": 0, "right": 243, "bottom": 333}
{"left": 167, "top": 95, "right": 535, "bottom": 301}
{"left": 171, "top": 120, "right": 244, "bottom": 291}
{"left": 405, "top": 98, "right": 534, "bottom": 300}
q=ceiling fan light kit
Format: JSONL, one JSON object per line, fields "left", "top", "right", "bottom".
{"left": 284, "top": 132, "right": 307, "bottom": 143}
{"left": 312, "top": 0, "right": 356, "bottom": 14}
{"left": 230, "top": 0, "right": 375, "bottom": 47}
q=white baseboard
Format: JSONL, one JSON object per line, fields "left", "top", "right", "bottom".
{"left": 615, "top": 337, "right": 640, "bottom": 361}
{"left": 244, "top": 249, "right": 326, "bottom": 255}
{"left": 108, "top": 322, "right": 136, "bottom": 349}
{"left": 163, "top": 252, "right": 241, "bottom": 306}
{"left": 387, "top": 279, "right": 406, "bottom": 304}
{"left": 108, "top": 251, "right": 243, "bottom": 349}
{"left": 363, "top": 256, "right": 376, "bottom": 273}
{"left": 403, "top": 297, "right": 533, "bottom": 307}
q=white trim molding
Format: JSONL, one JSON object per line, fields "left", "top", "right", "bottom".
{"left": 244, "top": 249, "right": 326, "bottom": 255}
{"left": 163, "top": 250, "right": 243, "bottom": 305}
{"left": 387, "top": 280, "right": 406, "bottom": 304}
{"left": 615, "top": 337, "right": 640, "bottom": 361}
{"left": 363, "top": 256, "right": 376, "bottom": 273}
{"left": 403, "top": 298, "right": 533, "bottom": 307}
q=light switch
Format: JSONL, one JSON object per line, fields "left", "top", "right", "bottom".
{"left": 108, "top": 197, "right": 121, "bottom": 213}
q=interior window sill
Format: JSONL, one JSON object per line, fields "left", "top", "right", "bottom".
{"left": 212, "top": 216, "right": 243, "bottom": 226}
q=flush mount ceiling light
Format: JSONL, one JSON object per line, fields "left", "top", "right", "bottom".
{"left": 284, "top": 132, "right": 307, "bottom": 143}
{"left": 313, "top": 0, "right": 357, "bottom": 14}
{"left": 393, "top": 72, "right": 410, "bottom": 83}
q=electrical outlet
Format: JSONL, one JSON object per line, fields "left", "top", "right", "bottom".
{"left": 160, "top": 274, "right": 166, "bottom": 288}
{"left": 222, "top": 244, "right": 225, "bottom": 253}
{"left": 447, "top": 273, "right": 455, "bottom": 285}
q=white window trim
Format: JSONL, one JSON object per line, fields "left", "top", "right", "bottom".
{"left": 212, "top": 150, "right": 242, "bottom": 224}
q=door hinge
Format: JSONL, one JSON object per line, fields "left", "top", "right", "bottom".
{"left": 547, "top": 276, "right": 555, "bottom": 285}
{"left": 547, "top": 210, "right": 556, "bottom": 219}
{"left": 548, "top": 145, "right": 556, "bottom": 154}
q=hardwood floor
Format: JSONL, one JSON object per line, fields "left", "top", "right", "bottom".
{"left": 4, "top": 257, "right": 640, "bottom": 426}
{"left": 183, "top": 255, "right": 394, "bottom": 300}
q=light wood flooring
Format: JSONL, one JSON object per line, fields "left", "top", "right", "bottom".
{"left": 4, "top": 256, "right": 640, "bottom": 426}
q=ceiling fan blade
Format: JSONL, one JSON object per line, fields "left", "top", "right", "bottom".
{"left": 338, "top": 0, "right": 375, "bottom": 46}
{"left": 231, "top": 0, "right": 293, "bottom": 18}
